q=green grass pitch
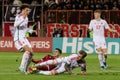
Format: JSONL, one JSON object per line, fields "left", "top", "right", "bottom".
{"left": 0, "top": 52, "right": 120, "bottom": 80}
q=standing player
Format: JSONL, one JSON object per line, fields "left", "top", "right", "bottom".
{"left": 31, "top": 50, "right": 87, "bottom": 75}
{"left": 88, "top": 10, "right": 116, "bottom": 69}
{"left": 14, "top": 4, "right": 37, "bottom": 73}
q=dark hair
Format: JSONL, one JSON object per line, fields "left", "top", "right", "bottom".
{"left": 94, "top": 10, "right": 102, "bottom": 14}
{"left": 79, "top": 50, "right": 87, "bottom": 58}
{"left": 55, "top": 48, "right": 62, "bottom": 54}
{"left": 20, "top": 4, "right": 30, "bottom": 11}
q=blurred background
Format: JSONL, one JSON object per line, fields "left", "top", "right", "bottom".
{"left": 0, "top": 0, "right": 120, "bottom": 37}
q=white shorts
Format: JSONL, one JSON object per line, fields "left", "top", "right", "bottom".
{"left": 93, "top": 41, "right": 107, "bottom": 49}
{"left": 14, "top": 38, "right": 32, "bottom": 51}
{"left": 55, "top": 63, "right": 66, "bottom": 74}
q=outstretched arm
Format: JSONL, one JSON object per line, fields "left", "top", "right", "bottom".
{"left": 108, "top": 28, "right": 117, "bottom": 32}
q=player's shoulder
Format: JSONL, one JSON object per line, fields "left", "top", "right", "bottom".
{"left": 91, "top": 19, "right": 95, "bottom": 21}
{"left": 90, "top": 19, "right": 96, "bottom": 23}
{"left": 100, "top": 19, "right": 107, "bottom": 22}
{"left": 16, "top": 14, "right": 23, "bottom": 18}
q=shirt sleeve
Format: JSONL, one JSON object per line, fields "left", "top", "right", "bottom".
{"left": 89, "top": 20, "right": 93, "bottom": 30}
{"left": 14, "top": 15, "right": 25, "bottom": 27}
{"left": 26, "top": 28, "right": 33, "bottom": 33}
{"left": 77, "top": 59, "right": 86, "bottom": 71}
{"left": 104, "top": 20, "right": 109, "bottom": 29}
{"left": 65, "top": 54, "right": 78, "bottom": 64}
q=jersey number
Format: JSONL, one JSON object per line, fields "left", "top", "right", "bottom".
{"left": 96, "top": 25, "right": 100, "bottom": 30}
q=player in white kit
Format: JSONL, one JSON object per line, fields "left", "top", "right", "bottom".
{"left": 31, "top": 50, "right": 87, "bottom": 75}
{"left": 14, "top": 4, "right": 37, "bottom": 73}
{"left": 89, "top": 10, "right": 116, "bottom": 69}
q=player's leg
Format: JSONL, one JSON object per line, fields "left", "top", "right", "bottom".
{"left": 15, "top": 39, "right": 34, "bottom": 72}
{"left": 37, "top": 70, "right": 57, "bottom": 75}
{"left": 22, "top": 42, "right": 34, "bottom": 72}
{"left": 96, "top": 48, "right": 105, "bottom": 69}
{"left": 19, "top": 50, "right": 31, "bottom": 72}
{"left": 37, "top": 65, "right": 55, "bottom": 71}
{"left": 102, "top": 48, "right": 107, "bottom": 68}
{"left": 37, "top": 63, "right": 66, "bottom": 75}
{"left": 94, "top": 41, "right": 104, "bottom": 69}
{"left": 35, "top": 58, "right": 63, "bottom": 67}
{"left": 101, "top": 41, "right": 107, "bottom": 68}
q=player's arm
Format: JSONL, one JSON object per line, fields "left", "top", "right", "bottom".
{"left": 26, "top": 28, "right": 37, "bottom": 35}
{"left": 77, "top": 59, "right": 87, "bottom": 75}
{"left": 108, "top": 28, "right": 117, "bottom": 32}
{"left": 104, "top": 20, "right": 117, "bottom": 33}
{"left": 80, "top": 63, "right": 86, "bottom": 75}
{"left": 88, "top": 20, "right": 93, "bottom": 32}
{"left": 14, "top": 16, "right": 25, "bottom": 27}
{"left": 65, "top": 63, "right": 73, "bottom": 75}
{"left": 32, "top": 54, "right": 54, "bottom": 63}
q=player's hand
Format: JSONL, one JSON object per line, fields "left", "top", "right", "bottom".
{"left": 113, "top": 30, "right": 117, "bottom": 32}
{"left": 81, "top": 71, "right": 86, "bottom": 75}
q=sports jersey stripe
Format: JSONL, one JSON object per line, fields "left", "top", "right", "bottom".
{"left": 18, "top": 40, "right": 23, "bottom": 46}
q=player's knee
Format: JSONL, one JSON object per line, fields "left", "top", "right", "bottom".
{"left": 97, "top": 50, "right": 103, "bottom": 54}
{"left": 96, "top": 49, "right": 103, "bottom": 54}
{"left": 102, "top": 49, "right": 107, "bottom": 54}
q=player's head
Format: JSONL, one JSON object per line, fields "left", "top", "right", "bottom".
{"left": 94, "top": 10, "right": 101, "bottom": 19}
{"left": 53, "top": 48, "right": 62, "bottom": 58}
{"left": 20, "top": 4, "right": 30, "bottom": 15}
{"left": 77, "top": 50, "right": 87, "bottom": 60}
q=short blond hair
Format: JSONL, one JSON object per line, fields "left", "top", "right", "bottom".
{"left": 94, "top": 10, "right": 102, "bottom": 14}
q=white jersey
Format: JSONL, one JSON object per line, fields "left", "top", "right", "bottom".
{"left": 89, "top": 19, "right": 109, "bottom": 42}
{"left": 61, "top": 54, "right": 78, "bottom": 64}
{"left": 14, "top": 14, "right": 33, "bottom": 41}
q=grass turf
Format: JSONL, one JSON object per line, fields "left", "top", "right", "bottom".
{"left": 0, "top": 52, "right": 120, "bottom": 80}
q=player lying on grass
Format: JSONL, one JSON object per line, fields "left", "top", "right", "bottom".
{"left": 28, "top": 48, "right": 62, "bottom": 72}
{"left": 29, "top": 50, "right": 87, "bottom": 75}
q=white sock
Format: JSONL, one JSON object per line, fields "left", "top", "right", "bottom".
{"left": 37, "top": 71, "right": 51, "bottom": 75}
{"left": 19, "top": 51, "right": 29, "bottom": 71}
{"left": 98, "top": 54, "right": 104, "bottom": 67}
{"left": 35, "top": 60, "right": 56, "bottom": 67}
{"left": 25, "top": 54, "right": 32, "bottom": 71}
{"left": 103, "top": 53, "right": 107, "bottom": 63}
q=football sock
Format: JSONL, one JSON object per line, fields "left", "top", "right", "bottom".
{"left": 98, "top": 53, "right": 104, "bottom": 67}
{"left": 103, "top": 54, "right": 107, "bottom": 62}
{"left": 103, "top": 53, "right": 107, "bottom": 66}
{"left": 37, "top": 71, "right": 51, "bottom": 75}
{"left": 37, "top": 70, "right": 56, "bottom": 75}
{"left": 19, "top": 51, "right": 29, "bottom": 72}
{"left": 25, "top": 54, "right": 32, "bottom": 72}
{"left": 35, "top": 60, "right": 54, "bottom": 67}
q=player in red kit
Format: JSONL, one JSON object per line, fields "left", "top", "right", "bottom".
{"left": 28, "top": 48, "right": 62, "bottom": 73}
